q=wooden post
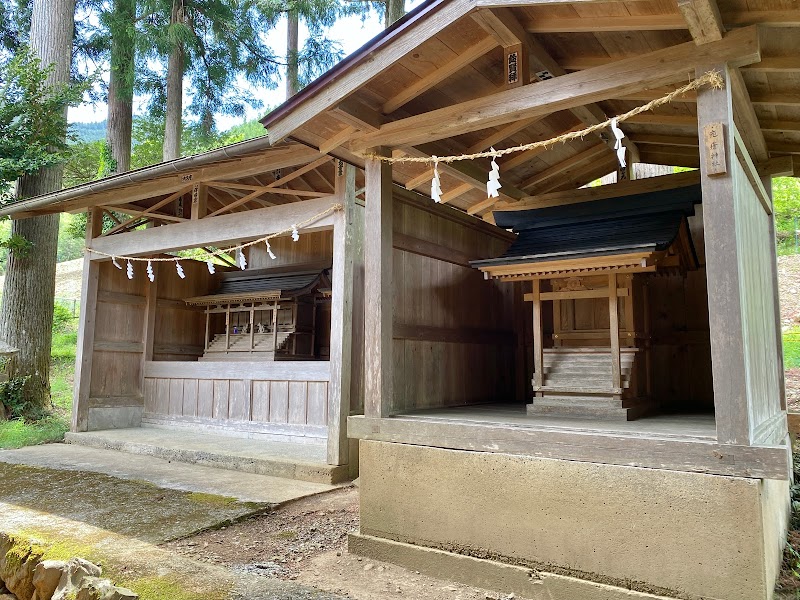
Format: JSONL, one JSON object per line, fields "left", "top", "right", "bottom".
{"left": 225, "top": 306, "right": 231, "bottom": 350}
{"left": 191, "top": 183, "right": 207, "bottom": 220}
{"left": 364, "top": 147, "right": 393, "bottom": 418}
{"left": 141, "top": 265, "right": 158, "bottom": 390}
{"left": 249, "top": 304, "right": 255, "bottom": 351}
{"left": 531, "top": 279, "right": 543, "bottom": 390}
{"left": 608, "top": 273, "right": 621, "bottom": 392}
{"left": 72, "top": 208, "right": 103, "bottom": 432}
{"left": 697, "top": 63, "right": 751, "bottom": 445}
{"left": 328, "top": 161, "right": 361, "bottom": 465}
{"left": 271, "top": 302, "right": 279, "bottom": 354}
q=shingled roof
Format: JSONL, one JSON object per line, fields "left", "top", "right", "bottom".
{"left": 471, "top": 184, "right": 701, "bottom": 268}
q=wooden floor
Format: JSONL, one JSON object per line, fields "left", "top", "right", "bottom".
{"left": 398, "top": 404, "right": 717, "bottom": 441}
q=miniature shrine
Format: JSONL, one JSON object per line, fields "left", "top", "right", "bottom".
{"left": 473, "top": 184, "right": 701, "bottom": 420}
{"left": 184, "top": 269, "right": 331, "bottom": 361}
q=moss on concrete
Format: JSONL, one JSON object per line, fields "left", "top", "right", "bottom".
{"left": 187, "top": 492, "right": 238, "bottom": 506}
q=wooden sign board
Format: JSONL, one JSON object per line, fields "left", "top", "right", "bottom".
{"left": 703, "top": 122, "right": 727, "bottom": 175}
{"left": 504, "top": 44, "right": 528, "bottom": 89}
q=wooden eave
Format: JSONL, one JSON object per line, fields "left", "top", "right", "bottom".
{"left": 184, "top": 291, "right": 282, "bottom": 306}
{"left": 262, "top": 0, "right": 800, "bottom": 219}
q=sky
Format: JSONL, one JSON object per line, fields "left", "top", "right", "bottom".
{"left": 67, "top": 1, "right": 425, "bottom": 130}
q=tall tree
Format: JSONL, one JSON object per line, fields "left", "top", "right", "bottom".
{"left": 385, "top": 0, "right": 402, "bottom": 27}
{"left": 0, "top": 0, "right": 77, "bottom": 412}
{"left": 162, "top": 0, "right": 185, "bottom": 160}
{"left": 104, "top": 0, "right": 136, "bottom": 172}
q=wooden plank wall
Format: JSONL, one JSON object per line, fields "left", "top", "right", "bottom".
{"left": 647, "top": 270, "right": 714, "bottom": 411}
{"left": 152, "top": 260, "right": 217, "bottom": 361}
{"left": 391, "top": 190, "right": 517, "bottom": 413}
{"left": 142, "top": 362, "right": 330, "bottom": 440}
{"left": 247, "top": 230, "right": 333, "bottom": 269}
{"left": 87, "top": 260, "right": 148, "bottom": 418}
{"left": 731, "top": 156, "right": 783, "bottom": 442}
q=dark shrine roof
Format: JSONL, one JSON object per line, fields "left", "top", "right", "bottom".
{"left": 217, "top": 270, "right": 326, "bottom": 296}
{"left": 471, "top": 184, "right": 702, "bottom": 268}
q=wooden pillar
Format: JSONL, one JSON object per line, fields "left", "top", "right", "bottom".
{"left": 531, "top": 279, "right": 543, "bottom": 390}
{"left": 697, "top": 63, "right": 751, "bottom": 445}
{"left": 328, "top": 161, "right": 361, "bottom": 465}
{"left": 141, "top": 265, "right": 158, "bottom": 390}
{"left": 191, "top": 183, "right": 207, "bottom": 220}
{"left": 72, "top": 208, "right": 103, "bottom": 432}
{"left": 364, "top": 148, "right": 393, "bottom": 418}
{"left": 608, "top": 273, "right": 621, "bottom": 392}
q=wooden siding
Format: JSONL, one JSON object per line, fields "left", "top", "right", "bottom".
{"left": 247, "top": 229, "right": 333, "bottom": 269}
{"left": 142, "top": 361, "right": 330, "bottom": 438}
{"left": 732, "top": 156, "right": 783, "bottom": 442}
{"left": 88, "top": 260, "right": 147, "bottom": 405}
{"left": 391, "top": 190, "right": 517, "bottom": 413}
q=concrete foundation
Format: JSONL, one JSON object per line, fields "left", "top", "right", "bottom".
{"left": 357, "top": 440, "right": 790, "bottom": 600}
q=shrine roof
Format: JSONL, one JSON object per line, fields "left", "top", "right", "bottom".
{"left": 185, "top": 270, "right": 329, "bottom": 306}
{"left": 472, "top": 184, "right": 700, "bottom": 268}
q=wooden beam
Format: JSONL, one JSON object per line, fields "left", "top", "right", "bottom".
{"left": 101, "top": 185, "right": 191, "bottom": 236}
{"left": 729, "top": 68, "right": 769, "bottom": 163}
{"left": 319, "top": 125, "right": 357, "bottom": 154}
{"left": 761, "top": 120, "right": 800, "bottom": 133}
{"left": 349, "top": 27, "right": 760, "bottom": 151}
{"left": 632, "top": 134, "right": 699, "bottom": 147}
{"left": 382, "top": 36, "right": 497, "bottom": 115}
{"left": 677, "top": 0, "right": 724, "bottom": 44}
{"left": 58, "top": 145, "right": 324, "bottom": 212}
{"left": 328, "top": 162, "right": 362, "bottom": 466}
{"left": 522, "top": 10, "right": 800, "bottom": 33}
{"left": 88, "top": 196, "right": 338, "bottom": 259}
{"left": 563, "top": 55, "right": 800, "bottom": 73}
{"left": 348, "top": 415, "right": 791, "bottom": 480}
{"left": 749, "top": 92, "right": 800, "bottom": 106}
{"left": 495, "top": 169, "right": 701, "bottom": 212}
{"left": 472, "top": 7, "right": 527, "bottom": 46}
{"left": 73, "top": 208, "right": 103, "bottom": 432}
{"left": 525, "top": 33, "right": 641, "bottom": 166}
{"left": 732, "top": 125, "right": 772, "bottom": 214}
{"left": 519, "top": 144, "right": 609, "bottom": 191}
{"left": 440, "top": 182, "right": 474, "bottom": 204}
{"left": 364, "top": 148, "right": 393, "bottom": 419}
{"left": 696, "top": 63, "right": 751, "bottom": 445}
{"left": 465, "top": 117, "right": 546, "bottom": 154}
{"left": 191, "top": 183, "right": 207, "bottom": 220}
{"left": 625, "top": 114, "right": 697, "bottom": 127}
{"left": 332, "top": 98, "right": 383, "bottom": 132}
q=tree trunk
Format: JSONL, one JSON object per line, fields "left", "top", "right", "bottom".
{"left": 106, "top": 0, "right": 135, "bottom": 173}
{"left": 0, "top": 0, "right": 75, "bottom": 412}
{"left": 285, "top": 10, "right": 299, "bottom": 99}
{"left": 385, "top": 0, "right": 405, "bottom": 27}
{"left": 163, "top": 0, "right": 185, "bottom": 161}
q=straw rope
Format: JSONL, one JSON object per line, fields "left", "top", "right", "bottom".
{"left": 87, "top": 203, "right": 343, "bottom": 263}
{"left": 364, "top": 70, "right": 723, "bottom": 165}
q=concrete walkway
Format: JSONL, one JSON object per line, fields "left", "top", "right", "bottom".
{"left": 64, "top": 426, "right": 350, "bottom": 484}
{"left": 0, "top": 443, "right": 335, "bottom": 504}
{"left": 0, "top": 456, "right": 346, "bottom": 599}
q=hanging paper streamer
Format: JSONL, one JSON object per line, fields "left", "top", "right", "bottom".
{"left": 291, "top": 225, "right": 299, "bottom": 242}
{"left": 126, "top": 260, "right": 134, "bottom": 280}
{"left": 147, "top": 260, "right": 155, "bottom": 282}
{"left": 112, "top": 256, "right": 122, "bottom": 270}
{"left": 206, "top": 260, "right": 215, "bottom": 274}
{"left": 431, "top": 159, "right": 442, "bottom": 203}
{"left": 611, "top": 117, "right": 626, "bottom": 169}
{"left": 238, "top": 249, "right": 247, "bottom": 270}
{"left": 266, "top": 240, "right": 277, "bottom": 260}
{"left": 176, "top": 261, "right": 186, "bottom": 279}
{"left": 486, "top": 148, "right": 502, "bottom": 198}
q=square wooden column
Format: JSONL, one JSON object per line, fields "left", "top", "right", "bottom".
{"left": 697, "top": 63, "right": 751, "bottom": 445}
{"left": 72, "top": 208, "right": 103, "bottom": 432}
{"left": 328, "top": 161, "right": 363, "bottom": 465}
{"left": 364, "top": 148, "right": 393, "bottom": 418}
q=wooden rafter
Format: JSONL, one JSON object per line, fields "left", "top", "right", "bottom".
{"left": 624, "top": 114, "right": 697, "bottom": 127}
{"left": 519, "top": 143, "right": 610, "bottom": 191}
{"left": 521, "top": 10, "right": 800, "bottom": 33}
{"left": 465, "top": 117, "right": 546, "bottom": 153}
{"left": 677, "top": 0, "right": 724, "bottom": 44}
{"left": 100, "top": 185, "right": 192, "bottom": 236}
{"left": 382, "top": 36, "right": 498, "bottom": 115}
{"left": 319, "top": 125, "right": 357, "bottom": 154}
{"left": 348, "top": 27, "right": 761, "bottom": 152}
{"left": 561, "top": 55, "right": 800, "bottom": 73}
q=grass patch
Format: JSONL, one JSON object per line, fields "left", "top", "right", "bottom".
{"left": 785, "top": 328, "right": 800, "bottom": 370}
{"left": 0, "top": 415, "right": 69, "bottom": 449}
{"left": 187, "top": 492, "right": 239, "bottom": 506}
{"left": 51, "top": 330, "right": 78, "bottom": 361}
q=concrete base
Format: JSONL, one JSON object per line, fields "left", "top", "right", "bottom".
{"left": 65, "top": 427, "right": 352, "bottom": 485}
{"left": 349, "top": 533, "right": 678, "bottom": 600}
{"left": 358, "top": 440, "right": 790, "bottom": 600}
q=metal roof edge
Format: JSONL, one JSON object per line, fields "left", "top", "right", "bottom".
{"left": 0, "top": 134, "right": 275, "bottom": 217}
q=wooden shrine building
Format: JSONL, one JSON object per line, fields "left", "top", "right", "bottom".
{"left": 3, "top": 0, "right": 800, "bottom": 595}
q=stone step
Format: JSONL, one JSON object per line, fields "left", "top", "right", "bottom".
{"left": 64, "top": 427, "right": 351, "bottom": 485}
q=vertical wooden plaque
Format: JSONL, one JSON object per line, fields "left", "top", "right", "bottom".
{"left": 703, "top": 122, "right": 727, "bottom": 175}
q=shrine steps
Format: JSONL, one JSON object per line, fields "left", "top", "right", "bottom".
{"left": 528, "top": 395, "right": 650, "bottom": 421}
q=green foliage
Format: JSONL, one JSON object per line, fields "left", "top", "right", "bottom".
{"left": 72, "top": 120, "right": 107, "bottom": 142}
{"left": 0, "top": 375, "right": 37, "bottom": 420}
{"left": 773, "top": 177, "right": 800, "bottom": 255}
{"left": 0, "top": 47, "right": 82, "bottom": 192}
{"left": 0, "top": 232, "right": 32, "bottom": 257}
{"left": 52, "top": 303, "right": 73, "bottom": 334}
{"left": 63, "top": 140, "right": 105, "bottom": 188}
{"left": 57, "top": 214, "right": 85, "bottom": 262}
{"left": 784, "top": 328, "right": 800, "bottom": 370}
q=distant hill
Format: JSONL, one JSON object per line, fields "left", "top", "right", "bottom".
{"left": 72, "top": 120, "right": 106, "bottom": 143}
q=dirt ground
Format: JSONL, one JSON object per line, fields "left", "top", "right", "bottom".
{"left": 164, "top": 487, "right": 514, "bottom": 600}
